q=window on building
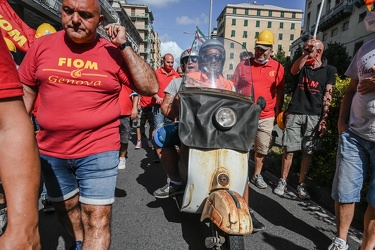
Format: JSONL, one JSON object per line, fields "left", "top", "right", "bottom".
{"left": 278, "top": 45, "right": 282, "bottom": 51}
{"left": 245, "top": 9, "right": 249, "bottom": 15}
{"left": 255, "top": 32, "right": 259, "bottom": 38}
{"left": 229, "top": 64, "right": 233, "bottom": 70}
{"left": 232, "top": 19, "right": 236, "bottom": 26}
{"left": 290, "top": 34, "right": 294, "bottom": 40}
{"left": 359, "top": 11, "right": 366, "bottom": 23}
{"left": 231, "top": 30, "right": 236, "bottom": 37}
{"left": 230, "top": 53, "right": 234, "bottom": 59}
{"left": 131, "top": 8, "right": 135, "bottom": 16}
{"left": 292, "top": 12, "right": 296, "bottom": 18}
{"left": 281, "top": 11, "right": 284, "bottom": 17}
{"left": 291, "top": 23, "right": 295, "bottom": 30}
{"left": 244, "top": 20, "right": 248, "bottom": 26}
{"left": 308, "top": 1, "right": 312, "bottom": 8}
{"left": 331, "top": 28, "right": 338, "bottom": 37}
{"left": 267, "top": 21, "right": 272, "bottom": 28}
{"left": 323, "top": 33, "right": 328, "bottom": 41}
{"left": 269, "top": 10, "right": 272, "bottom": 17}
{"left": 280, "top": 22, "right": 284, "bottom": 29}
{"left": 343, "top": 21, "right": 349, "bottom": 31}
{"left": 279, "top": 33, "right": 283, "bottom": 40}
{"left": 326, "top": 0, "right": 332, "bottom": 14}
{"left": 230, "top": 42, "right": 234, "bottom": 48}
{"left": 256, "top": 20, "right": 260, "bottom": 27}
{"left": 243, "top": 31, "right": 248, "bottom": 38}
{"left": 242, "top": 42, "right": 247, "bottom": 49}
{"left": 257, "top": 10, "right": 261, "bottom": 16}
{"left": 233, "top": 8, "right": 237, "bottom": 14}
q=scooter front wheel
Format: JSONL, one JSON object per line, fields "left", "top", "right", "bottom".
{"left": 207, "top": 222, "right": 245, "bottom": 250}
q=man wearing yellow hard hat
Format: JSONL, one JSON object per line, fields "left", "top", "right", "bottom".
{"left": 232, "top": 29, "right": 285, "bottom": 231}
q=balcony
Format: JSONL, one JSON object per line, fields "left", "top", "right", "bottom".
{"left": 316, "top": 1, "right": 353, "bottom": 32}
{"left": 98, "top": 0, "right": 119, "bottom": 23}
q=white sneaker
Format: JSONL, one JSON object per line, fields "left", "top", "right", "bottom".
{"left": 297, "top": 183, "right": 311, "bottom": 200}
{"left": 135, "top": 140, "right": 142, "bottom": 149}
{"left": 328, "top": 237, "right": 348, "bottom": 250}
{"left": 118, "top": 157, "right": 126, "bottom": 170}
{"left": 274, "top": 178, "right": 287, "bottom": 196}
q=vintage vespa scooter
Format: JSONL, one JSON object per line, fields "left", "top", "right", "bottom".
{"left": 173, "top": 37, "right": 265, "bottom": 250}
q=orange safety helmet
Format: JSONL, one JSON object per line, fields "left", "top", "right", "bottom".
{"left": 277, "top": 111, "right": 286, "bottom": 130}
{"left": 35, "top": 23, "right": 57, "bottom": 38}
{"left": 4, "top": 37, "right": 16, "bottom": 53}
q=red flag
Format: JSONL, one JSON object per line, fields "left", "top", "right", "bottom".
{"left": 0, "top": 0, "right": 36, "bottom": 52}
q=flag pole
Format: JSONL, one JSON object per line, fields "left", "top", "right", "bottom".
{"left": 209, "top": 0, "right": 213, "bottom": 37}
{"left": 313, "top": 0, "right": 325, "bottom": 38}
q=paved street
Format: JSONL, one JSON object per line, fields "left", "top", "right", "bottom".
{"left": 38, "top": 135, "right": 363, "bottom": 250}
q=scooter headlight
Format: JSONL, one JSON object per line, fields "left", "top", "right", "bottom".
{"left": 213, "top": 107, "right": 237, "bottom": 131}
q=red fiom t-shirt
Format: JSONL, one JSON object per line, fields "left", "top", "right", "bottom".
{"left": 18, "top": 31, "right": 133, "bottom": 158}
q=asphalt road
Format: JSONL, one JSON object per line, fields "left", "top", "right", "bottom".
{"left": 38, "top": 135, "right": 363, "bottom": 250}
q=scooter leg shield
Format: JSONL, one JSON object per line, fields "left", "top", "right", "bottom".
{"left": 200, "top": 190, "right": 253, "bottom": 235}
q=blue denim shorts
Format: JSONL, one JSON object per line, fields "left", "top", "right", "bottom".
{"left": 40, "top": 150, "right": 119, "bottom": 205}
{"left": 152, "top": 104, "right": 172, "bottom": 128}
{"left": 331, "top": 130, "right": 375, "bottom": 206}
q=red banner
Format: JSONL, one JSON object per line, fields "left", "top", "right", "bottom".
{"left": 0, "top": 0, "right": 36, "bottom": 52}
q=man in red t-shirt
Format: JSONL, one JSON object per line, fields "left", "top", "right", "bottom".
{"left": 152, "top": 53, "right": 180, "bottom": 162}
{"left": 0, "top": 35, "right": 41, "bottom": 249}
{"left": 18, "top": 0, "right": 158, "bottom": 249}
{"left": 118, "top": 87, "right": 139, "bottom": 170}
{"left": 135, "top": 95, "right": 154, "bottom": 149}
{"left": 232, "top": 30, "right": 284, "bottom": 232}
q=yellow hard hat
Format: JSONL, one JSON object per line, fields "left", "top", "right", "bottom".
{"left": 4, "top": 37, "right": 16, "bottom": 52}
{"left": 255, "top": 29, "right": 274, "bottom": 46}
{"left": 277, "top": 111, "right": 286, "bottom": 130}
{"left": 35, "top": 23, "right": 57, "bottom": 38}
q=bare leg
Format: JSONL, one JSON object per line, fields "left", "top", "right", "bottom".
{"left": 253, "top": 152, "right": 265, "bottom": 177}
{"left": 159, "top": 147, "right": 181, "bottom": 182}
{"left": 335, "top": 201, "right": 355, "bottom": 242}
{"left": 299, "top": 152, "right": 312, "bottom": 183}
{"left": 119, "top": 143, "right": 128, "bottom": 158}
{"left": 53, "top": 194, "right": 83, "bottom": 241}
{"left": 360, "top": 205, "right": 375, "bottom": 250}
{"left": 281, "top": 151, "right": 294, "bottom": 180}
{"left": 136, "top": 127, "right": 141, "bottom": 142}
{"left": 81, "top": 204, "right": 112, "bottom": 250}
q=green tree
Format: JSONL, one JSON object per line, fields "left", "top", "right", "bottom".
{"left": 323, "top": 42, "right": 351, "bottom": 78}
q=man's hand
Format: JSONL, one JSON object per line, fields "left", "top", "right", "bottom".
{"left": 154, "top": 95, "right": 163, "bottom": 105}
{"left": 358, "top": 76, "right": 375, "bottom": 95}
{"left": 318, "top": 119, "right": 327, "bottom": 137}
{"left": 104, "top": 24, "right": 127, "bottom": 47}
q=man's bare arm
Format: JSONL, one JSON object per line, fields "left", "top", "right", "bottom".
{"left": 22, "top": 84, "right": 38, "bottom": 115}
{"left": 0, "top": 97, "right": 41, "bottom": 249}
{"left": 104, "top": 24, "right": 158, "bottom": 96}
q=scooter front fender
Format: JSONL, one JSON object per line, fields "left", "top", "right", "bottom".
{"left": 201, "top": 190, "right": 253, "bottom": 235}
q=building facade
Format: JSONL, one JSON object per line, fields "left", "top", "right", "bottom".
{"left": 216, "top": 3, "right": 303, "bottom": 56}
{"left": 292, "top": 0, "right": 375, "bottom": 59}
{"left": 120, "top": 2, "right": 160, "bottom": 68}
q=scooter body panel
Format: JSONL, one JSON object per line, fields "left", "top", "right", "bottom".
{"left": 180, "top": 148, "right": 248, "bottom": 213}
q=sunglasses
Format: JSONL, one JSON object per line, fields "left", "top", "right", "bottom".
{"left": 204, "top": 54, "right": 223, "bottom": 62}
{"left": 182, "top": 56, "right": 198, "bottom": 64}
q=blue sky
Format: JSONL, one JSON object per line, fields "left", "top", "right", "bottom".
{"left": 127, "top": 0, "right": 306, "bottom": 65}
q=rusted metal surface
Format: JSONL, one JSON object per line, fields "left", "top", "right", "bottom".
{"left": 200, "top": 190, "right": 252, "bottom": 235}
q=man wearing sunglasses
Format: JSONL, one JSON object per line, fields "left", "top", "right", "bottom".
{"left": 153, "top": 49, "right": 199, "bottom": 198}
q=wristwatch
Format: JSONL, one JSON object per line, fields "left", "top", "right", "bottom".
{"left": 118, "top": 41, "right": 132, "bottom": 50}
